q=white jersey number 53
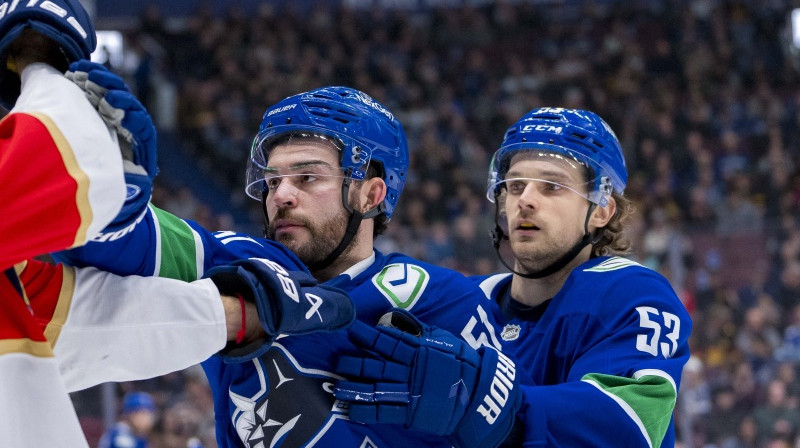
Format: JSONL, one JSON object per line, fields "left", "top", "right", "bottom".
{"left": 635, "top": 306, "right": 680, "bottom": 358}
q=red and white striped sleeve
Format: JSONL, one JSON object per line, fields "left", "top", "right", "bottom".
{"left": 0, "top": 63, "right": 125, "bottom": 270}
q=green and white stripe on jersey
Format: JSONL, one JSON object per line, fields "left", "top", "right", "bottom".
{"left": 583, "top": 257, "right": 644, "bottom": 273}
{"left": 582, "top": 370, "right": 677, "bottom": 448}
{"left": 151, "top": 205, "right": 205, "bottom": 281}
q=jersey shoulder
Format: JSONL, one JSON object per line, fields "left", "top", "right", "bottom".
{"left": 471, "top": 272, "right": 512, "bottom": 301}
{"left": 574, "top": 256, "right": 672, "bottom": 295}
{"left": 366, "top": 252, "right": 488, "bottom": 312}
{"left": 567, "top": 256, "right": 687, "bottom": 319}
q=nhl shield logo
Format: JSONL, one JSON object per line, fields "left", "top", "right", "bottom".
{"left": 501, "top": 324, "right": 521, "bottom": 341}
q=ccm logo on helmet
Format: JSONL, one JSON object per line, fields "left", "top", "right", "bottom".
{"left": 0, "top": 0, "right": 88, "bottom": 39}
{"left": 521, "top": 124, "right": 563, "bottom": 133}
{"left": 476, "top": 350, "right": 516, "bottom": 424}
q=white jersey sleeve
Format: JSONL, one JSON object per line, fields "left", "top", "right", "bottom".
{"left": 54, "top": 268, "right": 227, "bottom": 392}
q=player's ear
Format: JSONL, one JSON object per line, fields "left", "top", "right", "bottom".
{"left": 589, "top": 196, "right": 616, "bottom": 230}
{"left": 360, "top": 177, "right": 387, "bottom": 214}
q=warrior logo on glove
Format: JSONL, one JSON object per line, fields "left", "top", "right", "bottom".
{"left": 334, "top": 309, "right": 521, "bottom": 448}
{"left": 476, "top": 350, "right": 516, "bottom": 424}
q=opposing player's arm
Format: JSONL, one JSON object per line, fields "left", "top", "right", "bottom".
{"left": 20, "top": 256, "right": 353, "bottom": 391}
{"left": 0, "top": 45, "right": 125, "bottom": 269}
{"left": 20, "top": 258, "right": 227, "bottom": 391}
{"left": 205, "top": 258, "right": 355, "bottom": 362}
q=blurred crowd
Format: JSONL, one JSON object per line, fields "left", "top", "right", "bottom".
{"left": 74, "top": 1, "right": 800, "bottom": 447}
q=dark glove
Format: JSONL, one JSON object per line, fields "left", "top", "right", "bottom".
{"left": 205, "top": 258, "right": 355, "bottom": 363}
{"left": 0, "top": 0, "right": 96, "bottom": 108}
{"left": 66, "top": 60, "right": 158, "bottom": 231}
{"left": 334, "top": 309, "right": 521, "bottom": 448}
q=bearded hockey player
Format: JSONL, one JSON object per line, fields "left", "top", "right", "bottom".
{"left": 56, "top": 86, "right": 515, "bottom": 447}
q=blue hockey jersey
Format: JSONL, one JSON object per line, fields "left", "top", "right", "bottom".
{"left": 474, "top": 256, "right": 692, "bottom": 448}
{"left": 58, "top": 205, "right": 504, "bottom": 447}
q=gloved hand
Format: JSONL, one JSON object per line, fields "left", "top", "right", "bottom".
{"left": 0, "top": 0, "right": 96, "bottom": 108}
{"left": 66, "top": 60, "right": 158, "bottom": 231}
{"left": 205, "top": 258, "right": 355, "bottom": 363}
{"left": 334, "top": 309, "right": 521, "bottom": 448}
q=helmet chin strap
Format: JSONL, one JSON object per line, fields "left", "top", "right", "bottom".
{"left": 307, "top": 177, "right": 381, "bottom": 272}
{"left": 491, "top": 194, "right": 598, "bottom": 279}
{"left": 261, "top": 177, "right": 381, "bottom": 273}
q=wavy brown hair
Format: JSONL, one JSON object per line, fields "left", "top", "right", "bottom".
{"left": 592, "top": 193, "right": 634, "bottom": 257}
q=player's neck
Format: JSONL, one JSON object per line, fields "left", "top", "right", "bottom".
{"left": 510, "top": 250, "right": 590, "bottom": 307}
{"left": 510, "top": 270, "right": 568, "bottom": 307}
{"left": 312, "top": 233, "right": 375, "bottom": 282}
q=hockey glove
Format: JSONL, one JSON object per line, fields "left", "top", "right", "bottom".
{"left": 205, "top": 258, "right": 355, "bottom": 363}
{"left": 66, "top": 60, "right": 158, "bottom": 231}
{"left": 334, "top": 309, "right": 521, "bottom": 448}
{"left": 0, "top": 0, "right": 96, "bottom": 108}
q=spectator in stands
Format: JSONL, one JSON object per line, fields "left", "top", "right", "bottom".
{"left": 753, "top": 379, "right": 800, "bottom": 444}
{"left": 706, "top": 384, "right": 747, "bottom": 446}
{"left": 99, "top": 391, "right": 156, "bottom": 448}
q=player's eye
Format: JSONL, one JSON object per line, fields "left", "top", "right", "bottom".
{"left": 265, "top": 177, "right": 281, "bottom": 190}
{"left": 542, "top": 181, "right": 564, "bottom": 192}
{"left": 507, "top": 180, "right": 527, "bottom": 194}
{"left": 299, "top": 174, "right": 318, "bottom": 184}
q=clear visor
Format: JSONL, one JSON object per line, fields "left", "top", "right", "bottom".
{"left": 261, "top": 172, "right": 348, "bottom": 192}
{"left": 486, "top": 146, "right": 613, "bottom": 206}
{"left": 491, "top": 177, "right": 595, "bottom": 203}
{"left": 245, "top": 126, "right": 373, "bottom": 200}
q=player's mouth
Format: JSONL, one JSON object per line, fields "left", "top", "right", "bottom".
{"left": 515, "top": 221, "right": 540, "bottom": 232}
{"left": 273, "top": 218, "right": 307, "bottom": 236}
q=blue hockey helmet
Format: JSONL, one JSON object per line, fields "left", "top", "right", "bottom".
{"left": 245, "top": 86, "right": 409, "bottom": 221}
{"left": 487, "top": 107, "right": 627, "bottom": 207}
{"left": 122, "top": 391, "right": 155, "bottom": 414}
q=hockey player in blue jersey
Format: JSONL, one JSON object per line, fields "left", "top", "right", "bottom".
{"left": 57, "top": 87, "right": 518, "bottom": 448}
{"left": 477, "top": 108, "right": 692, "bottom": 447}
{"left": 334, "top": 107, "right": 692, "bottom": 447}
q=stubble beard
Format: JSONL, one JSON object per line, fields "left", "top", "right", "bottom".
{"left": 510, "top": 230, "right": 571, "bottom": 274}
{"left": 268, "top": 209, "right": 351, "bottom": 268}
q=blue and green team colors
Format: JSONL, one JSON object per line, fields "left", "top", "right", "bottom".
{"left": 54, "top": 205, "right": 505, "bottom": 447}
{"left": 473, "top": 256, "right": 692, "bottom": 447}
{"left": 57, "top": 203, "right": 689, "bottom": 447}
